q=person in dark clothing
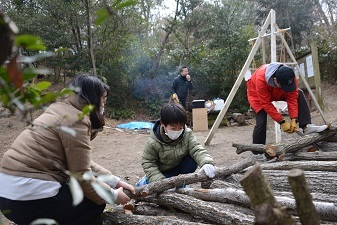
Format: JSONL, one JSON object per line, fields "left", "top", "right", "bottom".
{"left": 172, "top": 66, "right": 193, "bottom": 109}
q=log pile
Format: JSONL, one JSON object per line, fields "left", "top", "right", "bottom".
{"left": 100, "top": 126, "right": 337, "bottom": 224}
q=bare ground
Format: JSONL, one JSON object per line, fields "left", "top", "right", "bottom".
{"left": 1, "top": 82, "right": 337, "bottom": 224}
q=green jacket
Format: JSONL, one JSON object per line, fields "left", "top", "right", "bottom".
{"left": 142, "top": 120, "right": 214, "bottom": 182}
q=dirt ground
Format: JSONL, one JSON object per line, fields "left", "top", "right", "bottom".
{"left": 1, "top": 82, "right": 337, "bottom": 224}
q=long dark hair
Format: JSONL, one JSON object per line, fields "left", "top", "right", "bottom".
{"left": 69, "top": 74, "right": 110, "bottom": 131}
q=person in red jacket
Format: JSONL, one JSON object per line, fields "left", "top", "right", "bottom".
{"left": 246, "top": 62, "right": 327, "bottom": 149}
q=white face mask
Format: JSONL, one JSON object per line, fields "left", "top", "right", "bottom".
{"left": 165, "top": 128, "right": 184, "bottom": 140}
{"left": 99, "top": 107, "right": 104, "bottom": 115}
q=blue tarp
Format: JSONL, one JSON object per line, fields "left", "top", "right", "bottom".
{"left": 116, "top": 121, "right": 154, "bottom": 130}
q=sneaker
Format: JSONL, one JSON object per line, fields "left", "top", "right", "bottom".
{"left": 303, "top": 124, "right": 328, "bottom": 135}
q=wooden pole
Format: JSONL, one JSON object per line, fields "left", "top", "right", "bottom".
{"left": 311, "top": 42, "right": 324, "bottom": 111}
{"left": 275, "top": 24, "right": 327, "bottom": 124}
{"left": 204, "top": 9, "right": 273, "bottom": 145}
{"left": 288, "top": 169, "right": 321, "bottom": 225}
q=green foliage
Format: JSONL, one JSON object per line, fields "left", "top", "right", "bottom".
{"left": 106, "top": 108, "right": 134, "bottom": 120}
{"left": 2, "top": 0, "right": 336, "bottom": 117}
{"left": 15, "top": 34, "right": 46, "bottom": 51}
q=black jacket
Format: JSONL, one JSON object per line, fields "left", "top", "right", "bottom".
{"left": 172, "top": 75, "right": 193, "bottom": 100}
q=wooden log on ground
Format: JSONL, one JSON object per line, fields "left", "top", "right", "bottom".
{"left": 316, "top": 142, "right": 337, "bottom": 151}
{"left": 284, "top": 151, "right": 337, "bottom": 161}
{"left": 240, "top": 163, "right": 296, "bottom": 225}
{"left": 262, "top": 170, "right": 337, "bottom": 195}
{"left": 132, "top": 203, "right": 208, "bottom": 223}
{"left": 257, "top": 160, "right": 337, "bottom": 172}
{"left": 232, "top": 113, "right": 246, "bottom": 125}
{"left": 175, "top": 187, "right": 337, "bottom": 221}
{"left": 212, "top": 179, "right": 337, "bottom": 204}
{"left": 288, "top": 169, "right": 321, "bottom": 225}
{"left": 130, "top": 156, "right": 255, "bottom": 198}
{"left": 139, "top": 192, "right": 254, "bottom": 224}
{"left": 101, "top": 211, "right": 209, "bottom": 225}
{"left": 234, "top": 127, "right": 337, "bottom": 158}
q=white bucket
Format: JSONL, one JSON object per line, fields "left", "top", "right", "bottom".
{"left": 214, "top": 98, "right": 224, "bottom": 111}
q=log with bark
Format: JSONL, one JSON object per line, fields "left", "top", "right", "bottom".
{"left": 257, "top": 160, "right": 337, "bottom": 172}
{"left": 262, "top": 170, "right": 337, "bottom": 195}
{"left": 233, "top": 127, "right": 337, "bottom": 158}
{"left": 128, "top": 156, "right": 255, "bottom": 198}
{"left": 138, "top": 192, "right": 254, "bottom": 224}
{"left": 211, "top": 179, "right": 337, "bottom": 203}
{"left": 284, "top": 151, "right": 337, "bottom": 161}
{"left": 288, "top": 169, "right": 321, "bottom": 225}
{"left": 101, "top": 211, "right": 210, "bottom": 225}
{"left": 239, "top": 163, "right": 296, "bottom": 225}
{"left": 232, "top": 113, "right": 246, "bottom": 125}
{"left": 175, "top": 187, "right": 337, "bottom": 221}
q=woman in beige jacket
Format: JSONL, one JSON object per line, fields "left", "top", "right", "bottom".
{"left": 0, "top": 74, "right": 134, "bottom": 225}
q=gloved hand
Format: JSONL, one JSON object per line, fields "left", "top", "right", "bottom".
{"left": 199, "top": 164, "right": 215, "bottom": 178}
{"left": 289, "top": 118, "right": 298, "bottom": 133}
{"left": 171, "top": 93, "right": 180, "bottom": 103}
{"left": 280, "top": 120, "right": 291, "bottom": 132}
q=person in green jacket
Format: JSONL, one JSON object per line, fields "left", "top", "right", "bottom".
{"left": 137, "top": 103, "right": 215, "bottom": 186}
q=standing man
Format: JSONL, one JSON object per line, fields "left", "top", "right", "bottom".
{"left": 172, "top": 65, "right": 193, "bottom": 110}
{"left": 246, "top": 62, "right": 327, "bottom": 148}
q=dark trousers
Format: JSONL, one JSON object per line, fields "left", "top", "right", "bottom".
{"left": 0, "top": 183, "right": 105, "bottom": 225}
{"left": 253, "top": 89, "right": 311, "bottom": 145}
{"left": 179, "top": 98, "right": 187, "bottom": 110}
{"left": 162, "top": 155, "right": 198, "bottom": 178}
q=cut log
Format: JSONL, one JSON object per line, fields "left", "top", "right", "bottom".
{"left": 132, "top": 203, "right": 209, "bottom": 223}
{"left": 234, "top": 127, "right": 337, "bottom": 157}
{"left": 240, "top": 163, "right": 296, "bottom": 225}
{"left": 257, "top": 160, "right": 337, "bottom": 172}
{"left": 175, "top": 187, "right": 337, "bottom": 221}
{"left": 232, "top": 113, "right": 246, "bottom": 125}
{"left": 316, "top": 142, "right": 337, "bottom": 151}
{"left": 262, "top": 170, "right": 337, "bottom": 195}
{"left": 139, "top": 192, "right": 254, "bottom": 224}
{"left": 211, "top": 179, "right": 337, "bottom": 203}
{"left": 130, "top": 156, "right": 255, "bottom": 197}
{"left": 101, "top": 211, "right": 209, "bottom": 225}
{"left": 240, "top": 163, "right": 279, "bottom": 208}
{"left": 285, "top": 151, "right": 337, "bottom": 161}
{"left": 288, "top": 169, "right": 321, "bottom": 225}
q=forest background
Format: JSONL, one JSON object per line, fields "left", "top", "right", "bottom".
{"left": 1, "top": 0, "right": 337, "bottom": 119}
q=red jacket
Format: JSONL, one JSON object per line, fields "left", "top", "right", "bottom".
{"left": 246, "top": 64, "right": 298, "bottom": 122}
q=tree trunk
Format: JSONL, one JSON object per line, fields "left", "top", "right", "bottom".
{"left": 240, "top": 163, "right": 296, "bottom": 225}
{"left": 175, "top": 187, "right": 337, "bottom": 221}
{"left": 234, "top": 127, "right": 337, "bottom": 157}
{"left": 232, "top": 113, "right": 246, "bottom": 125}
{"left": 130, "top": 156, "right": 255, "bottom": 197}
{"left": 212, "top": 178, "right": 337, "bottom": 205}
{"left": 139, "top": 192, "right": 254, "bottom": 224}
{"left": 288, "top": 169, "right": 321, "bottom": 225}
{"left": 83, "top": 0, "right": 97, "bottom": 76}
{"left": 259, "top": 160, "right": 337, "bottom": 172}
{"left": 101, "top": 211, "right": 209, "bottom": 225}
{"left": 263, "top": 170, "right": 337, "bottom": 195}
{"left": 284, "top": 151, "right": 337, "bottom": 161}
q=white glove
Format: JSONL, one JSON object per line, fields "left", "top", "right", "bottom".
{"left": 199, "top": 164, "right": 215, "bottom": 178}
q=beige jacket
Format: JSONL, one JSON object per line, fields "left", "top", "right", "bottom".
{"left": 0, "top": 95, "right": 119, "bottom": 205}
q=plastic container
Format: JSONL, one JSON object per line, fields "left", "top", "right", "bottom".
{"left": 214, "top": 98, "right": 224, "bottom": 111}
